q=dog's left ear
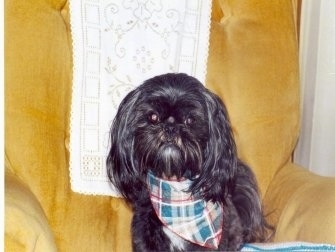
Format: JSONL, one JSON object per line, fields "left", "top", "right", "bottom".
{"left": 191, "top": 89, "right": 238, "bottom": 202}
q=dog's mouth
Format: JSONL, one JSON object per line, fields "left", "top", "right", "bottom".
{"left": 153, "top": 167, "right": 195, "bottom": 182}
{"left": 154, "top": 145, "right": 197, "bottom": 180}
{"left": 155, "top": 144, "right": 185, "bottom": 178}
{"left": 143, "top": 135, "right": 202, "bottom": 180}
{"left": 161, "top": 173, "right": 185, "bottom": 181}
{"left": 135, "top": 129, "right": 203, "bottom": 180}
{"left": 160, "top": 133, "right": 183, "bottom": 148}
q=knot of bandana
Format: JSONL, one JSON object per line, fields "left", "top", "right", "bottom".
{"left": 147, "top": 171, "right": 223, "bottom": 249}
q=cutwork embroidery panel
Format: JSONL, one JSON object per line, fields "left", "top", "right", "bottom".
{"left": 69, "top": 0, "right": 212, "bottom": 195}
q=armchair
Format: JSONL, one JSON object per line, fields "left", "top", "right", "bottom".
{"left": 5, "top": 0, "right": 335, "bottom": 251}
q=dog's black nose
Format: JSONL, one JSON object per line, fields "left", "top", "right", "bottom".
{"left": 164, "top": 117, "right": 178, "bottom": 139}
{"left": 164, "top": 124, "right": 177, "bottom": 135}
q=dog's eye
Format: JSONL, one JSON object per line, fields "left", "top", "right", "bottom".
{"left": 148, "top": 113, "right": 159, "bottom": 124}
{"left": 185, "top": 116, "right": 194, "bottom": 126}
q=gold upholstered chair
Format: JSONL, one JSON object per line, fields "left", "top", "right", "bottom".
{"left": 5, "top": 0, "right": 335, "bottom": 251}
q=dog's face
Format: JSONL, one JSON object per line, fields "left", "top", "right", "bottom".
{"left": 133, "top": 80, "right": 209, "bottom": 180}
{"left": 107, "top": 73, "right": 237, "bottom": 201}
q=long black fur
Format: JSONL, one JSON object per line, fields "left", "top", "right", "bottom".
{"left": 107, "top": 73, "right": 272, "bottom": 251}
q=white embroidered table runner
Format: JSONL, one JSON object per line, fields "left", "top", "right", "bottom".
{"left": 69, "top": 0, "right": 212, "bottom": 196}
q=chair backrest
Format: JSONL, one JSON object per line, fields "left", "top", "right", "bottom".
{"left": 5, "top": 0, "right": 299, "bottom": 200}
{"left": 206, "top": 0, "right": 300, "bottom": 196}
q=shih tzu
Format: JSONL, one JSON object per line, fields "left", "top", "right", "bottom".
{"left": 107, "top": 73, "right": 272, "bottom": 251}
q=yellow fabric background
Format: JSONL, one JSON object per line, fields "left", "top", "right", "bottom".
{"left": 5, "top": 0, "right": 335, "bottom": 251}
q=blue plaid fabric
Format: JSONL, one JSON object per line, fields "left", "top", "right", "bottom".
{"left": 147, "top": 171, "right": 223, "bottom": 249}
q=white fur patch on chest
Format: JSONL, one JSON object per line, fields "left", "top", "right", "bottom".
{"left": 163, "top": 226, "right": 186, "bottom": 251}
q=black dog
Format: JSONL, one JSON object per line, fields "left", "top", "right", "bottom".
{"left": 107, "top": 73, "right": 271, "bottom": 251}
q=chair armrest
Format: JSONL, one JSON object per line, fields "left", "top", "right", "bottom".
{"left": 264, "top": 163, "right": 335, "bottom": 243}
{"left": 5, "top": 168, "right": 57, "bottom": 251}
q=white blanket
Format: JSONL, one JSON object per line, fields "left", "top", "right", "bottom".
{"left": 241, "top": 241, "right": 335, "bottom": 251}
{"left": 69, "top": 0, "right": 212, "bottom": 195}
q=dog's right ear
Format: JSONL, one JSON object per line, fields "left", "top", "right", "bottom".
{"left": 106, "top": 87, "right": 143, "bottom": 202}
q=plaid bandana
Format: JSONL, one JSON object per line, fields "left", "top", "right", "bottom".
{"left": 147, "top": 171, "right": 223, "bottom": 249}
